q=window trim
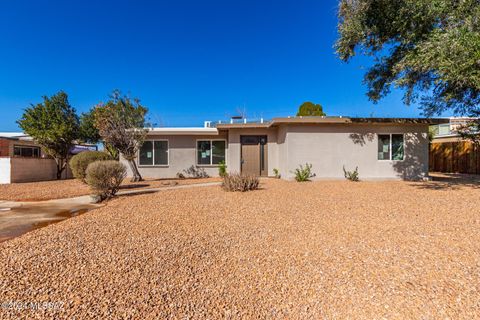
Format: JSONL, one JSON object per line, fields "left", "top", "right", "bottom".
{"left": 377, "top": 133, "right": 405, "bottom": 161}
{"left": 13, "top": 145, "right": 41, "bottom": 158}
{"left": 137, "top": 139, "right": 169, "bottom": 167}
{"left": 196, "top": 139, "right": 227, "bottom": 166}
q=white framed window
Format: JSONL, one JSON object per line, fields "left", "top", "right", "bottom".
{"left": 377, "top": 134, "right": 404, "bottom": 161}
{"left": 196, "top": 139, "right": 226, "bottom": 165}
{"left": 138, "top": 140, "right": 169, "bottom": 166}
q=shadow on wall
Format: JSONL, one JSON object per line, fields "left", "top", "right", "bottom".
{"left": 348, "top": 131, "right": 427, "bottom": 180}
{"left": 349, "top": 133, "right": 375, "bottom": 146}
{"left": 391, "top": 133, "right": 427, "bottom": 180}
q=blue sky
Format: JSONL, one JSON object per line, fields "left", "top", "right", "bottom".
{"left": 0, "top": 0, "right": 443, "bottom": 131}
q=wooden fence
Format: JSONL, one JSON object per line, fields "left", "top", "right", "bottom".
{"left": 429, "top": 141, "right": 480, "bottom": 174}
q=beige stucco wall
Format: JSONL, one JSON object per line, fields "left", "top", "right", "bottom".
{"left": 226, "top": 128, "right": 279, "bottom": 175}
{"left": 124, "top": 123, "right": 429, "bottom": 181}
{"left": 278, "top": 123, "right": 429, "bottom": 180}
{"left": 123, "top": 134, "right": 228, "bottom": 179}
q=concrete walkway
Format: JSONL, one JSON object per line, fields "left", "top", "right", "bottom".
{"left": 0, "top": 181, "right": 221, "bottom": 242}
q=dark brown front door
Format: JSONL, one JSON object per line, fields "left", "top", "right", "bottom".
{"left": 241, "top": 136, "right": 268, "bottom": 176}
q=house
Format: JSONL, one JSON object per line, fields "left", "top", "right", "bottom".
{"left": 124, "top": 116, "right": 448, "bottom": 181}
{"left": 429, "top": 117, "right": 480, "bottom": 174}
{"left": 0, "top": 132, "right": 96, "bottom": 184}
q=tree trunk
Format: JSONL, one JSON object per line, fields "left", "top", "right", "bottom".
{"left": 128, "top": 159, "right": 143, "bottom": 182}
{"left": 55, "top": 158, "right": 66, "bottom": 180}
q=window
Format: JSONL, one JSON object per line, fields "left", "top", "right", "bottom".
{"left": 377, "top": 134, "right": 404, "bottom": 160}
{"left": 13, "top": 145, "right": 40, "bottom": 158}
{"left": 139, "top": 140, "right": 168, "bottom": 166}
{"left": 197, "top": 140, "right": 226, "bottom": 165}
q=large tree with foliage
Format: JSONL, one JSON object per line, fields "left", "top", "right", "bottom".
{"left": 94, "top": 90, "right": 148, "bottom": 182}
{"left": 336, "top": 0, "right": 480, "bottom": 119}
{"left": 17, "top": 91, "right": 79, "bottom": 179}
{"left": 79, "top": 109, "right": 119, "bottom": 160}
{"left": 296, "top": 102, "right": 326, "bottom": 116}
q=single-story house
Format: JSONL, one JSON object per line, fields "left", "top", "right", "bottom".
{"left": 123, "top": 116, "right": 448, "bottom": 180}
{"left": 0, "top": 132, "right": 96, "bottom": 184}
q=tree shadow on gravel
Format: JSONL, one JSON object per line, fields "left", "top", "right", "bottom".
{"left": 410, "top": 173, "right": 480, "bottom": 190}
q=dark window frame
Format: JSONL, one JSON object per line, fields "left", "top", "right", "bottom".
{"left": 138, "top": 140, "right": 169, "bottom": 166}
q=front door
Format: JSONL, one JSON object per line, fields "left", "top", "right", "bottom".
{"left": 241, "top": 136, "right": 268, "bottom": 176}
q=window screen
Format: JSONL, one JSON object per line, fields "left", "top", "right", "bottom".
{"left": 197, "top": 140, "right": 226, "bottom": 165}
{"left": 212, "top": 141, "right": 226, "bottom": 164}
{"left": 139, "top": 141, "right": 153, "bottom": 165}
{"left": 392, "top": 134, "right": 404, "bottom": 160}
{"left": 378, "top": 135, "right": 390, "bottom": 160}
{"left": 197, "top": 141, "right": 211, "bottom": 165}
{"left": 154, "top": 141, "right": 168, "bottom": 165}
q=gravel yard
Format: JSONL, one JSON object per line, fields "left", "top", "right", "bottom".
{"left": 0, "top": 177, "right": 220, "bottom": 201}
{"left": 0, "top": 176, "right": 479, "bottom": 318}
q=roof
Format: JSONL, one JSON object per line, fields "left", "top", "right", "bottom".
{"left": 0, "top": 132, "right": 33, "bottom": 140}
{"left": 146, "top": 127, "right": 219, "bottom": 135}
{"left": 216, "top": 117, "right": 448, "bottom": 129}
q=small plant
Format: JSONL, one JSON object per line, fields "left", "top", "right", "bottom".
{"left": 70, "top": 151, "right": 112, "bottom": 183}
{"left": 218, "top": 160, "right": 227, "bottom": 177}
{"left": 176, "top": 172, "right": 186, "bottom": 179}
{"left": 85, "top": 160, "right": 127, "bottom": 201}
{"left": 183, "top": 165, "right": 209, "bottom": 178}
{"left": 292, "top": 163, "right": 315, "bottom": 182}
{"left": 272, "top": 168, "right": 281, "bottom": 179}
{"left": 222, "top": 173, "right": 259, "bottom": 192}
{"left": 343, "top": 165, "right": 360, "bottom": 182}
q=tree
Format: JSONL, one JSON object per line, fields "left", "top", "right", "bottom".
{"left": 336, "top": 0, "right": 480, "bottom": 118}
{"left": 79, "top": 109, "right": 119, "bottom": 160}
{"left": 17, "top": 91, "right": 79, "bottom": 179}
{"left": 296, "top": 102, "right": 326, "bottom": 116}
{"left": 94, "top": 90, "right": 148, "bottom": 182}
{"left": 79, "top": 109, "right": 101, "bottom": 144}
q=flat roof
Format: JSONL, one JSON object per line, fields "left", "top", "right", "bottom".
{"left": 146, "top": 127, "right": 219, "bottom": 135}
{"left": 216, "top": 117, "right": 448, "bottom": 129}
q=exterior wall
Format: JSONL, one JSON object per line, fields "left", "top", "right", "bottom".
{"left": 0, "top": 158, "right": 11, "bottom": 184}
{"left": 10, "top": 158, "right": 71, "bottom": 183}
{"left": 280, "top": 123, "right": 429, "bottom": 180}
{"left": 123, "top": 134, "right": 228, "bottom": 179}
{"left": 226, "top": 128, "right": 279, "bottom": 175}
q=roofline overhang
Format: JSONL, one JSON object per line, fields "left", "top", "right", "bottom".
{"left": 145, "top": 127, "right": 219, "bottom": 136}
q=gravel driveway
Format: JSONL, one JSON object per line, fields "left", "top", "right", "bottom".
{"left": 0, "top": 177, "right": 479, "bottom": 319}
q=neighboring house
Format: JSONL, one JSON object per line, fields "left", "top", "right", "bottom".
{"left": 430, "top": 117, "right": 479, "bottom": 142}
{"left": 429, "top": 117, "right": 480, "bottom": 174}
{"left": 0, "top": 132, "right": 96, "bottom": 184}
{"left": 123, "top": 117, "right": 447, "bottom": 181}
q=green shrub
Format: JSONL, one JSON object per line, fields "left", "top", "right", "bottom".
{"left": 343, "top": 165, "right": 360, "bottom": 182}
{"left": 292, "top": 163, "right": 315, "bottom": 182}
{"left": 218, "top": 160, "right": 227, "bottom": 177}
{"left": 222, "top": 173, "right": 259, "bottom": 192}
{"left": 70, "top": 151, "right": 112, "bottom": 183}
{"left": 85, "top": 160, "right": 126, "bottom": 201}
{"left": 273, "top": 168, "right": 281, "bottom": 179}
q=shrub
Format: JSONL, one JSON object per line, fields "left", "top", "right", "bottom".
{"left": 218, "top": 160, "right": 227, "bottom": 177}
{"left": 183, "top": 165, "right": 209, "bottom": 178}
{"left": 85, "top": 160, "right": 127, "bottom": 201}
{"left": 222, "top": 173, "right": 259, "bottom": 192}
{"left": 70, "top": 151, "right": 112, "bottom": 183}
{"left": 292, "top": 163, "right": 315, "bottom": 182}
{"left": 273, "top": 168, "right": 281, "bottom": 179}
{"left": 343, "top": 165, "right": 360, "bottom": 182}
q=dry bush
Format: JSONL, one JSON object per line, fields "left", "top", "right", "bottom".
{"left": 222, "top": 173, "right": 259, "bottom": 192}
{"left": 85, "top": 160, "right": 126, "bottom": 201}
{"left": 70, "top": 151, "right": 112, "bottom": 183}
